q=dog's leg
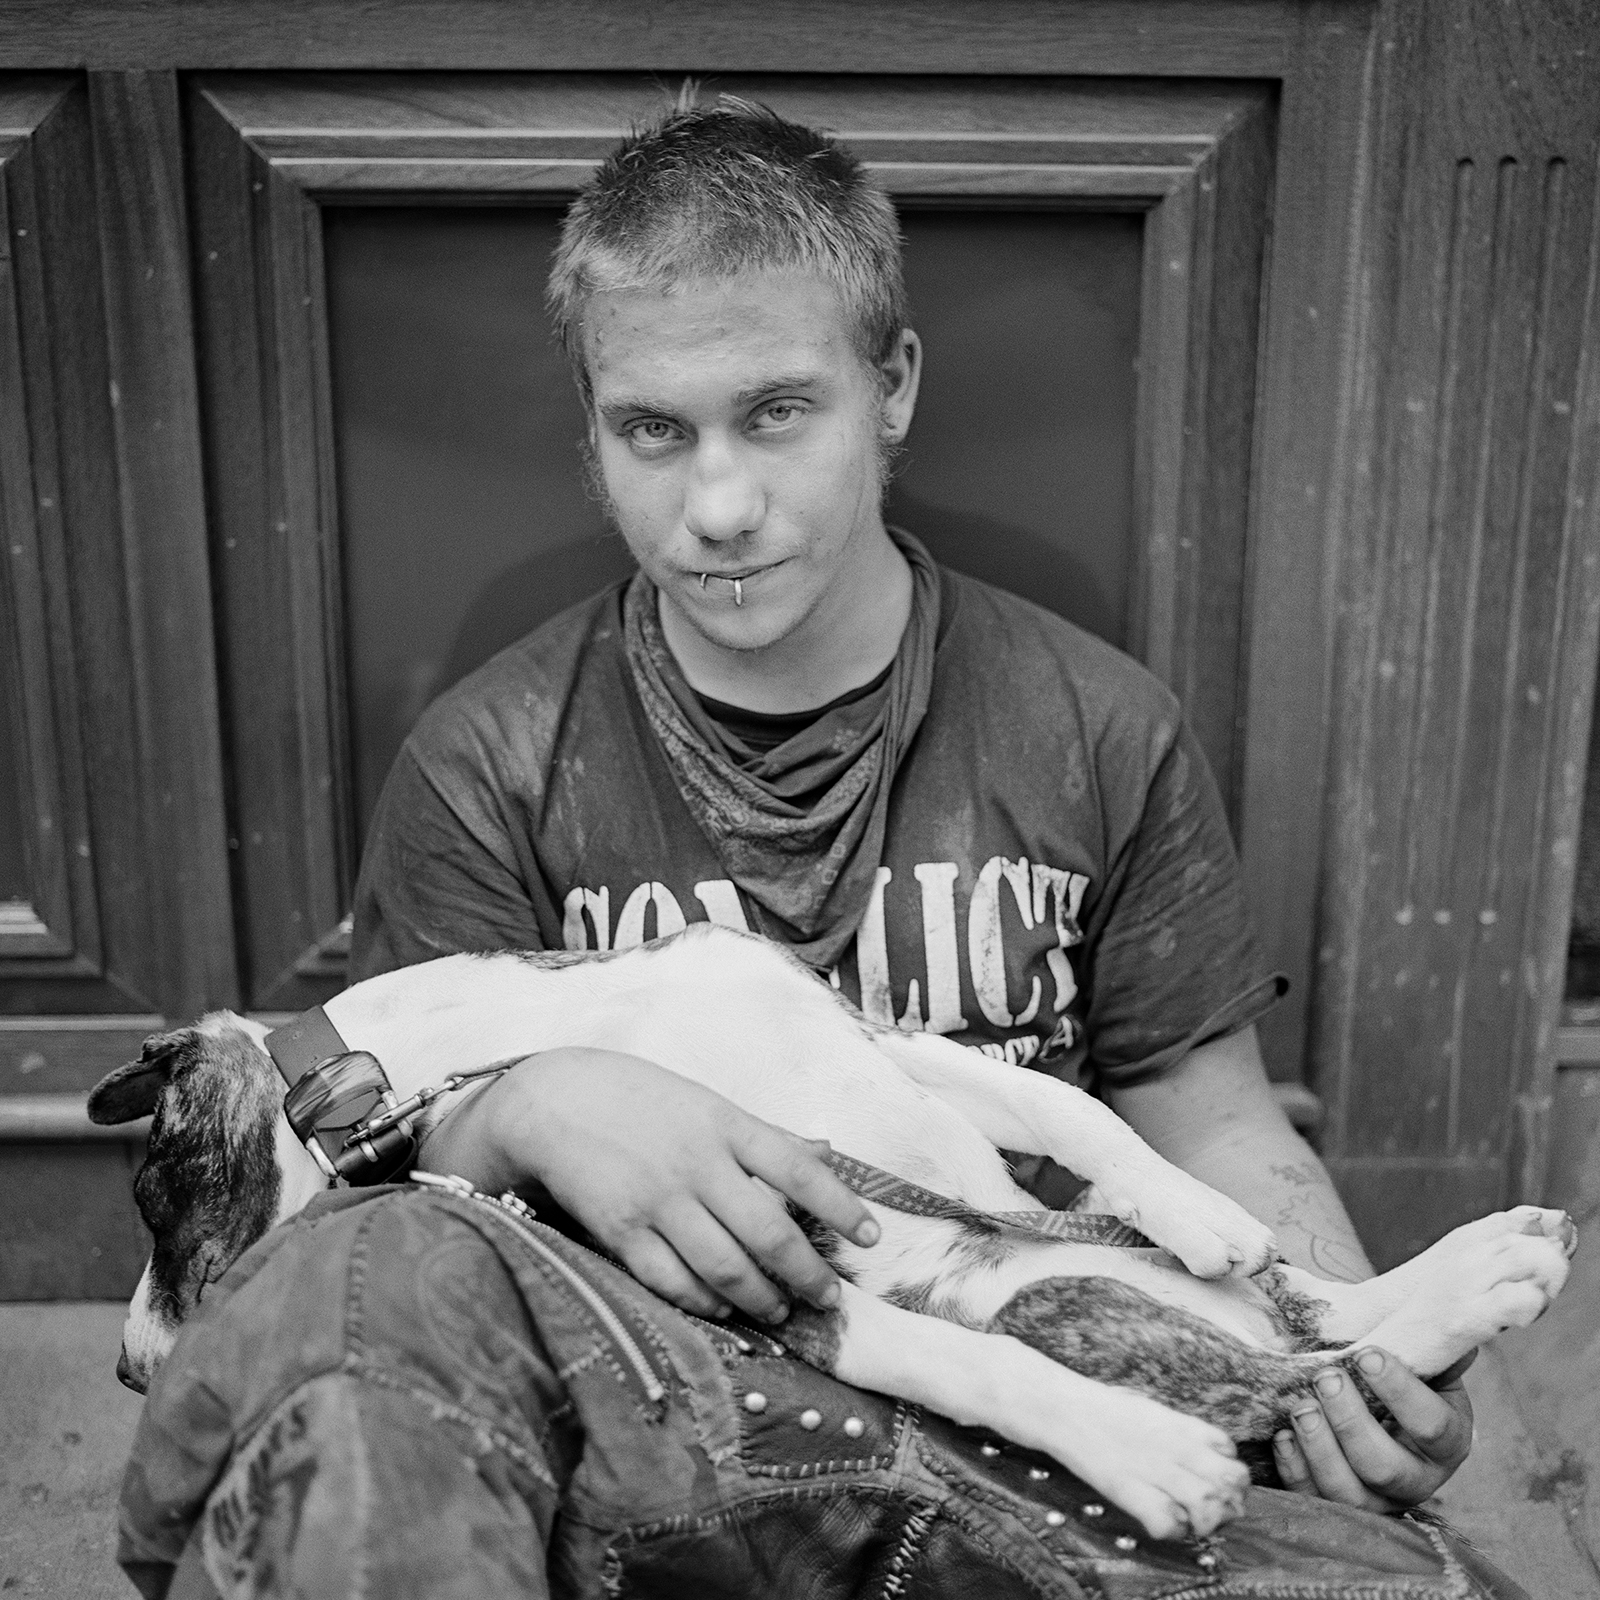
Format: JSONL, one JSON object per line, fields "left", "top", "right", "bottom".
{"left": 1265, "top": 1206, "right": 1575, "bottom": 1377}
{"left": 776, "top": 1282, "right": 1249, "bottom": 1541}
{"left": 873, "top": 1030, "right": 1275, "bottom": 1279}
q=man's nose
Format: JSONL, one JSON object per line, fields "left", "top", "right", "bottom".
{"left": 683, "top": 440, "right": 764, "bottom": 544}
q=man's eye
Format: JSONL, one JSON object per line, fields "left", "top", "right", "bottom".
{"left": 753, "top": 402, "right": 806, "bottom": 430}
{"left": 627, "top": 419, "right": 680, "bottom": 448}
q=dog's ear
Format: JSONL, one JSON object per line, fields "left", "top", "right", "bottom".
{"left": 87, "top": 1031, "right": 187, "bottom": 1124}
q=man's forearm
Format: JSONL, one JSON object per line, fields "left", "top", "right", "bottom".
{"left": 1107, "top": 1026, "right": 1373, "bottom": 1282}
{"left": 1170, "top": 1115, "right": 1373, "bottom": 1282}
{"left": 416, "top": 1066, "right": 537, "bottom": 1192}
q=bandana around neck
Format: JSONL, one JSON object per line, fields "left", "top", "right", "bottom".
{"left": 622, "top": 529, "right": 941, "bottom": 972}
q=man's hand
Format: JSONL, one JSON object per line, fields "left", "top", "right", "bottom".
{"left": 1108, "top": 1025, "right": 1475, "bottom": 1509}
{"left": 419, "top": 1047, "right": 880, "bottom": 1323}
{"left": 1272, "top": 1348, "right": 1474, "bottom": 1510}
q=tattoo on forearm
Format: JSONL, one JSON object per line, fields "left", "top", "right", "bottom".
{"left": 1269, "top": 1161, "right": 1368, "bottom": 1282}
{"left": 1305, "top": 1234, "right": 1368, "bottom": 1284}
{"left": 1269, "top": 1161, "right": 1318, "bottom": 1190}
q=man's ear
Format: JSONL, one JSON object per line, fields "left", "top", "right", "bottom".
{"left": 87, "top": 1031, "right": 186, "bottom": 1124}
{"left": 879, "top": 327, "right": 922, "bottom": 445}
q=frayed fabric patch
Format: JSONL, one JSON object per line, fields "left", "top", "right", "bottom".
{"left": 202, "top": 1381, "right": 369, "bottom": 1599}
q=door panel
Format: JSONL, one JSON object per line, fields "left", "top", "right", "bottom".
{"left": 324, "top": 205, "right": 630, "bottom": 842}
{"left": 0, "top": 72, "right": 226, "bottom": 1297}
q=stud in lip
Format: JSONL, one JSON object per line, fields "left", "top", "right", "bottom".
{"left": 695, "top": 565, "right": 769, "bottom": 604}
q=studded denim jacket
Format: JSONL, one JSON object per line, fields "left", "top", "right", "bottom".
{"left": 116, "top": 1186, "right": 1523, "bottom": 1600}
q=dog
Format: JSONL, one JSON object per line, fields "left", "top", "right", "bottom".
{"left": 89, "top": 922, "right": 1575, "bottom": 1541}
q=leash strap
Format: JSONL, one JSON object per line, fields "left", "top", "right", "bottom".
{"left": 824, "top": 1149, "right": 1156, "bottom": 1249}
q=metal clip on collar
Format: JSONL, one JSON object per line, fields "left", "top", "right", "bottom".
{"left": 265, "top": 1006, "right": 415, "bottom": 1186}
{"left": 266, "top": 1006, "right": 520, "bottom": 1187}
{"left": 281, "top": 1050, "right": 416, "bottom": 1184}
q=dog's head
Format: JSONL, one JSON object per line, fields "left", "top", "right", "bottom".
{"left": 88, "top": 1013, "right": 328, "bottom": 1393}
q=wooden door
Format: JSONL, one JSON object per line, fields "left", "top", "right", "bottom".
{"left": 0, "top": 76, "right": 232, "bottom": 1294}
{"left": 3, "top": 0, "right": 1597, "bottom": 1291}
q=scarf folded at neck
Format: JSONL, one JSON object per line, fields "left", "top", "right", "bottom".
{"left": 622, "top": 530, "right": 940, "bottom": 972}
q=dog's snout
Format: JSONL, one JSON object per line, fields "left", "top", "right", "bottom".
{"left": 116, "top": 1344, "right": 147, "bottom": 1395}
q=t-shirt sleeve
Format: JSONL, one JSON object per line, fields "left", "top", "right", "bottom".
{"left": 1083, "top": 718, "right": 1285, "bottom": 1088}
{"left": 349, "top": 735, "right": 545, "bottom": 983}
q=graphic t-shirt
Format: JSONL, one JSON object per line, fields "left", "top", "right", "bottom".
{"left": 351, "top": 565, "right": 1283, "bottom": 1091}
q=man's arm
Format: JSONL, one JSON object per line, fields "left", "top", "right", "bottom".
{"left": 1108, "top": 1024, "right": 1473, "bottom": 1510}
{"left": 1106, "top": 1024, "right": 1369, "bottom": 1281}
{"left": 418, "top": 1046, "right": 881, "bottom": 1325}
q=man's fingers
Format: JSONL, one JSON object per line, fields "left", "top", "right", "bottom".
{"left": 1285, "top": 1392, "right": 1392, "bottom": 1512}
{"left": 735, "top": 1121, "right": 880, "bottom": 1248}
{"left": 1280, "top": 1354, "right": 1474, "bottom": 1511}
{"left": 701, "top": 1174, "right": 846, "bottom": 1315}
{"left": 1348, "top": 1348, "right": 1473, "bottom": 1471}
{"left": 1303, "top": 1367, "right": 1436, "bottom": 1503}
{"left": 1272, "top": 1429, "right": 1314, "bottom": 1492}
{"left": 654, "top": 1199, "right": 793, "bottom": 1324}
{"left": 614, "top": 1229, "right": 732, "bottom": 1321}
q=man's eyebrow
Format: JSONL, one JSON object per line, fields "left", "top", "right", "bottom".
{"left": 596, "top": 394, "right": 673, "bottom": 422}
{"left": 595, "top": 372, "right": 828, "bottom": 423}
{"left": 733, "top": 372, "right": 826, "bottom": 405}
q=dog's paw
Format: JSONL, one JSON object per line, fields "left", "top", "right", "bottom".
{"left": 1100, "top": 1165, "right": 1276, "bottom": 1280}
{"left": 1081, "top": 1395, "right": 1250, "bottom": 1542}
{"left": 1002, "top": 1351, "right": 1250, "bottom": 1540}
{"left": 1507, "top": 1204, "right": 1579, "bottom": 1259}
{"left": 1357, "top": 1207, "right": 1575, "bottom": 1375}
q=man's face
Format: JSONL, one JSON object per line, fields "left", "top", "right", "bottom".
{"left": 583, "top": 269, "right": 917, "bottom": 654}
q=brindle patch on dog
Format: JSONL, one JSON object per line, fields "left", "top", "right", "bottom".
{"left": 1252, "top": 1263, "right": 1338, "bottom": 1350}
{"left": 987, "top": 1275, "right": 1376, "bottom": 1459}
{"left": 102, "top": 1028, "right": 284, "bottom": 1326}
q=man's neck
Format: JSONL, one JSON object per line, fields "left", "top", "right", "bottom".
{"left": 658, "top": 524, "right": 914, "bottom": 713}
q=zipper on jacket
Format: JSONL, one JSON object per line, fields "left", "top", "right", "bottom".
{"left": 411, "top": 1173, "right": 667, "bottom": 1404}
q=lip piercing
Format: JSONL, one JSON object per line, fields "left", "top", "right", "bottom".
{"left": 697, "top": 572, "right": 744, "bottom": 604}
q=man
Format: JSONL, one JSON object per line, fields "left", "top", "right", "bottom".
{"left": 120, "top": 101, "right": 1503, "bottom": 1599}
{"left": 356, "top": 100, "right": 1469, "bottom": 1511}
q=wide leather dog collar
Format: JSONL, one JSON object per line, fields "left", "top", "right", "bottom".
{"left": 264, "top": 1004, "right": 352, "bottom": 1087}
{"left": 264, "top": 1006, "right": 416, "bottom": 1185}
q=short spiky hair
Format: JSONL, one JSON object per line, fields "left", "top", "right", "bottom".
{"left": 547, "top": 99, "right": 907, "bottom": 397}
